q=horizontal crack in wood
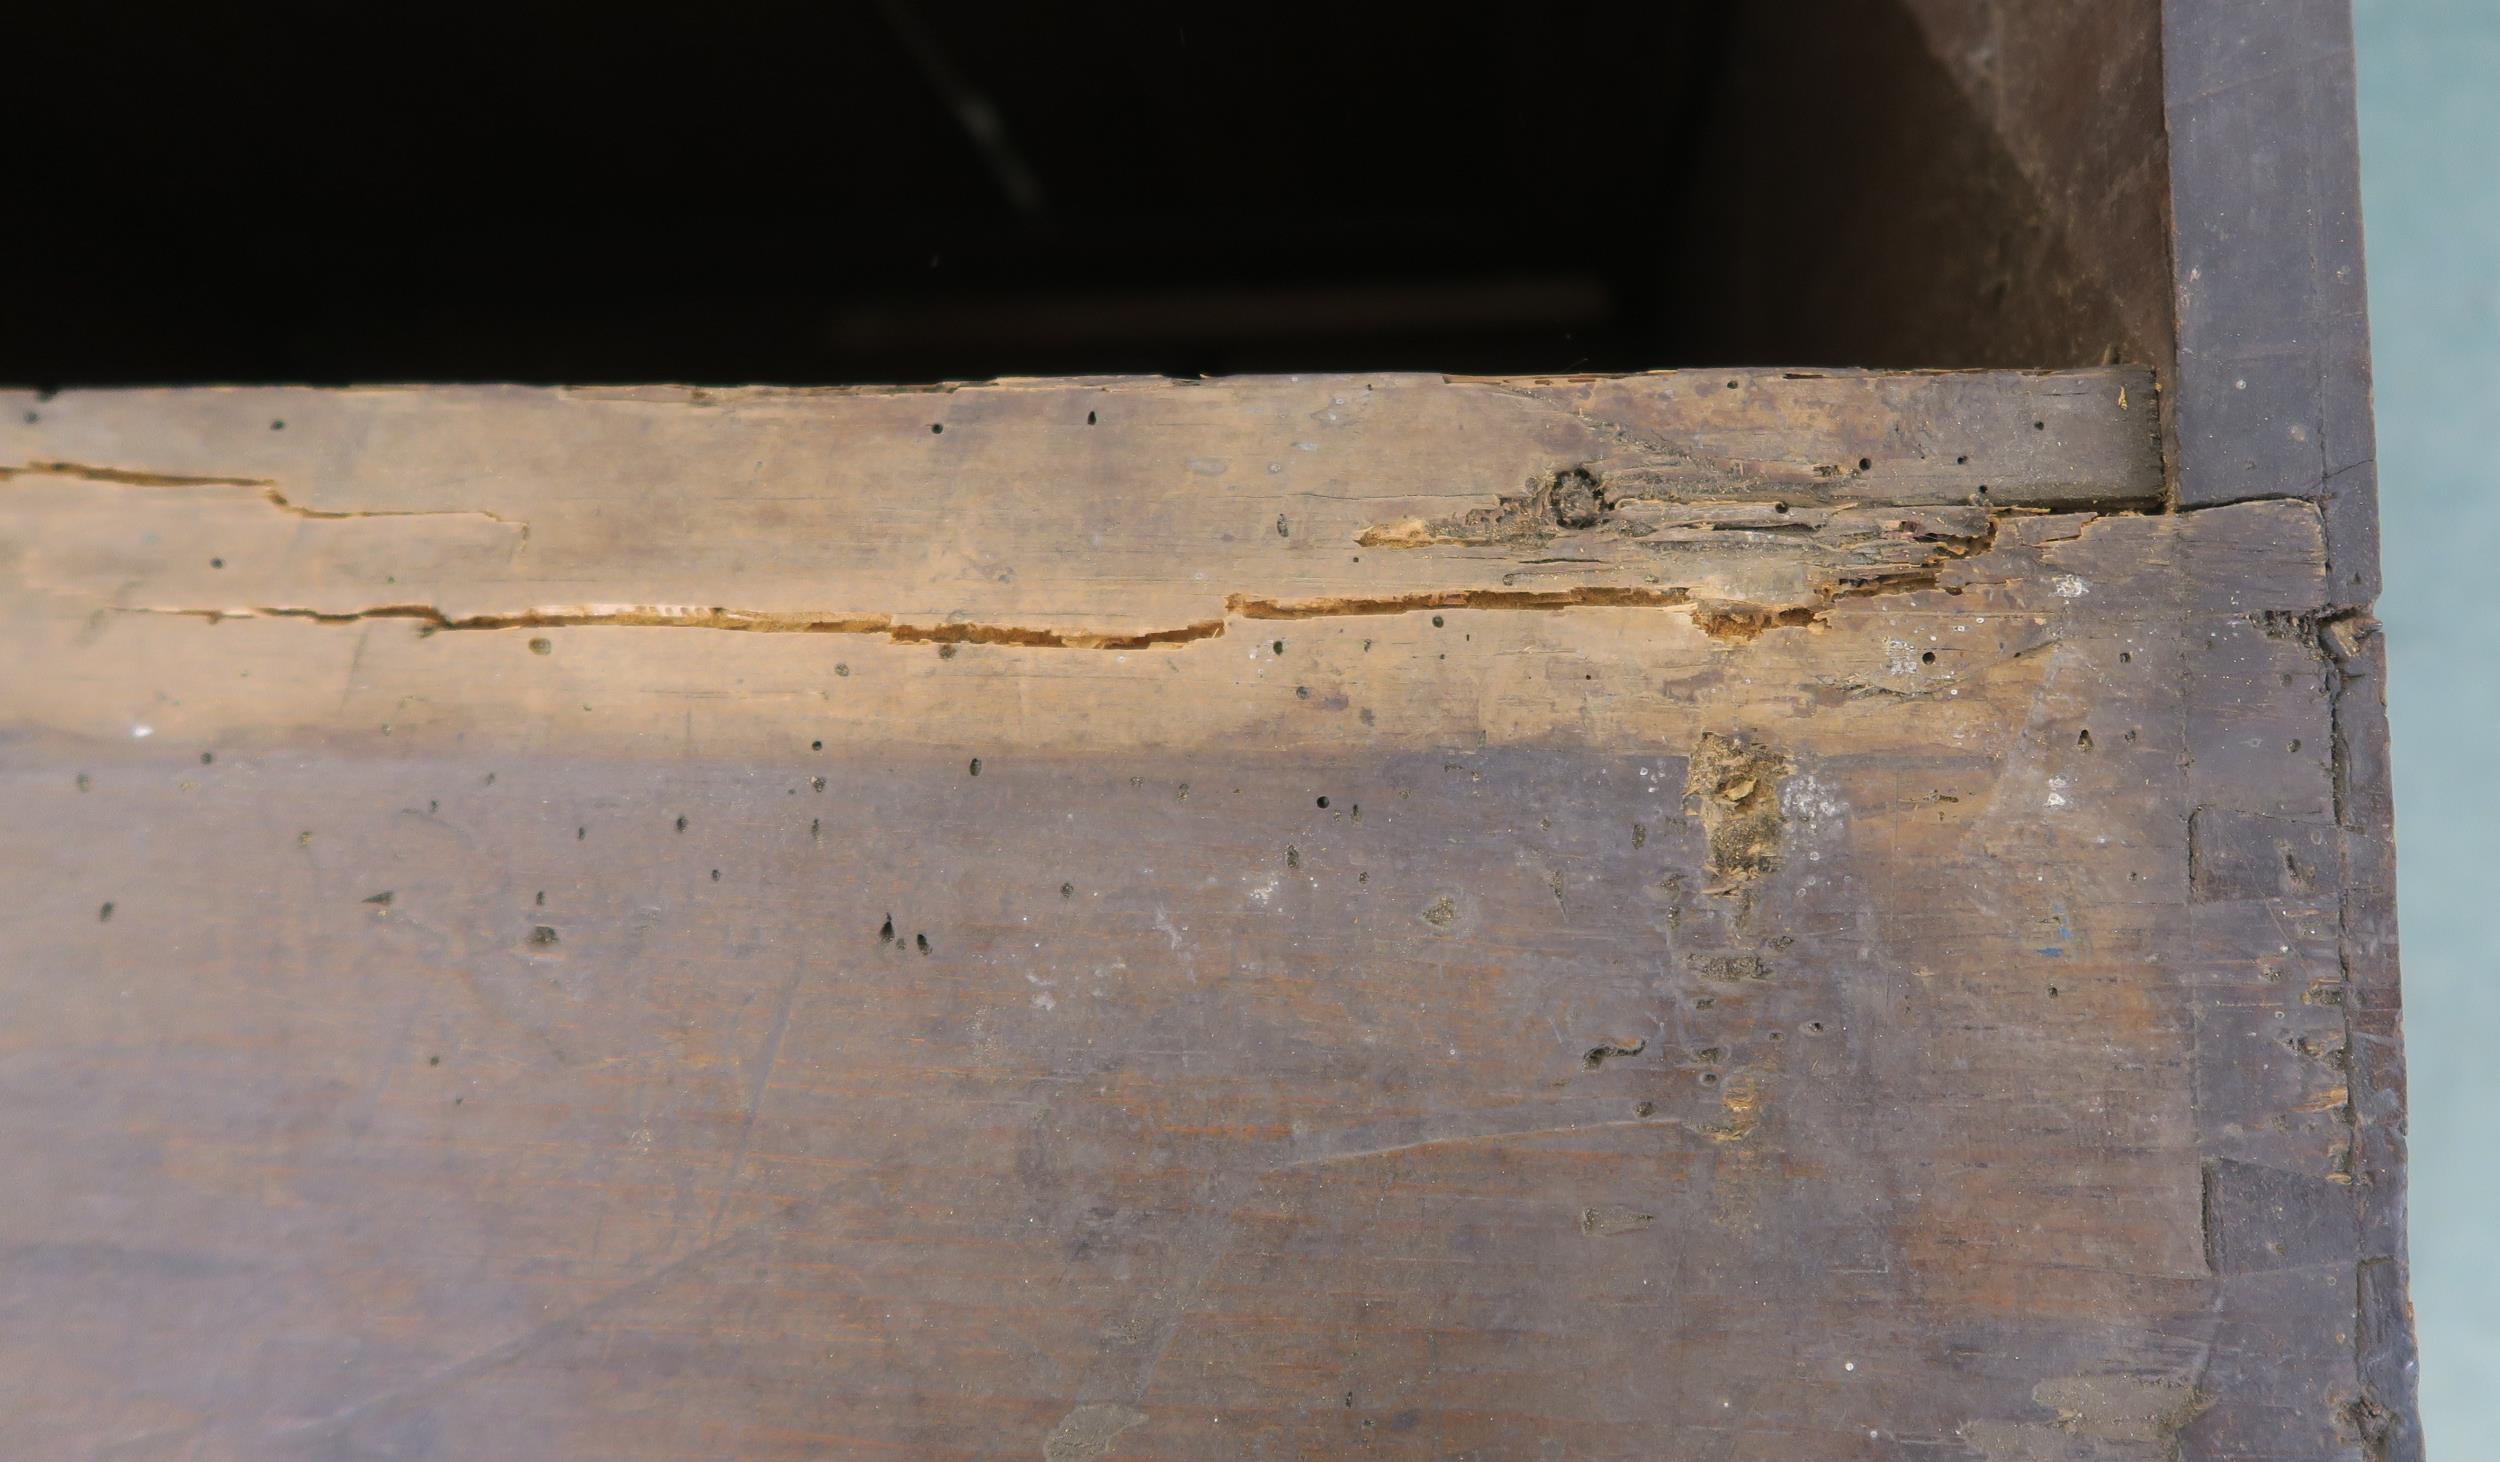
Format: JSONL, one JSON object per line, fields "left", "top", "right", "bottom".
{"left": 3, "top": 460, "right": 530, "bottom": 536}
{"left": 108, "top": 504, "right": 2059, "bottom": 648}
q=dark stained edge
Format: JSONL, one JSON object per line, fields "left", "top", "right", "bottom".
{"left": 2164, "top": 2, "right": 2416, "bottom": 1457}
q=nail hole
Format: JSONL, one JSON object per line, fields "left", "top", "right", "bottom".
{"left": 1920, "top": 651, "right": 1936, "bottom": 665}
{"left": 1857, "top": 457, "right": 1872, "bottom": 471}
{"left": 1316, "top": 796, "right": 1329, "bottom": 809}
{"left": 930, "top": 423, "right": 943, "bottom": 434}
{"left": 529, "top": 637, "right": 552, "bottom": 654}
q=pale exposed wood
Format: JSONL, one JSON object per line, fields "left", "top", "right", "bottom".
{"left": 1, "top": 369, "right": 2154, "bottom": 641}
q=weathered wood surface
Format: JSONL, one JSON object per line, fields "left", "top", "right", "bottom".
{"left": 0, "top": 369, "right": 2392, "bottom": 1457}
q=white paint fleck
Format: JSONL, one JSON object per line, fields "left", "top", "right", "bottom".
{"left": 2054, "top": 575, "right": 2091, "bottom": 598}
{"left": 131, "top": 725, "right": 152, "bottom": 738}
{"left": 2046, "top": 777, "right": 2070, "bottom": 809}
{"left": 1884, "top": 639, "right": 1919, "bottom": 676}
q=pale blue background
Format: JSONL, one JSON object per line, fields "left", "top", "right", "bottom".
{"left": 2355, "top": 1, "right": 2500, "bottom": 1451}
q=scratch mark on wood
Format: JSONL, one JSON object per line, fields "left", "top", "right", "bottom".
{"left": 704, "top": 966, "right": 803, "bottom": 1243}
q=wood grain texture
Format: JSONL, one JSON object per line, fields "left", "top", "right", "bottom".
{"left": 2160, "top": 3, "right": 2414, "bottom": 1455}
{"left": 0, "top": 370, "right": 2385, "bottom": 1458}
